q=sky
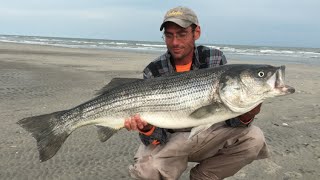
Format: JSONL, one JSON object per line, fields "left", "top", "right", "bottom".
{"left": 0, "top": 0, "right": 319, "bottom": 48}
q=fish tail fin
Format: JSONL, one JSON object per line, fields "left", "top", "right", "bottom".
{"left": 96, "top": 125, "right": 119, "bottom": 142}
{"left": 17, "top": 111, "right": 70, "bottom": 162}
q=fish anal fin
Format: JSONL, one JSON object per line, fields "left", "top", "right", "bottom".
{"left": 96, "top": 125, "right": 119, "bottom": 142}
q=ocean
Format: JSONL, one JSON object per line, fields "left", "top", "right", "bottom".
{"left": 1, "top": 34, "right": 319, "bottom": 65}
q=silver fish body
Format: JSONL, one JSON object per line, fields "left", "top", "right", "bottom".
{"left": 17, "top": 64, "right": 295, "bottom": 162}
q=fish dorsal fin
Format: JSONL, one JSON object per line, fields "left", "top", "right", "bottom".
{"left": 96, "top": 125, "right": 119, "bottom": 142}
{"left": 95, "top": 78, "right": 142, "bottom": 96}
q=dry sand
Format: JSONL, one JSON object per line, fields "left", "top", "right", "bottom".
{"left": 0, "top": 42, "right": 319, "bottom": 180}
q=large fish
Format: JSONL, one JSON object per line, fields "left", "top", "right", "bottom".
{"left": 17, "top": 64, "right": 295, "bottom": 162}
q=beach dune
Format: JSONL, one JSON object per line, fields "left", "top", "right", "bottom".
{"left": 0, "top": 42, "right": 319, "bottom": 180}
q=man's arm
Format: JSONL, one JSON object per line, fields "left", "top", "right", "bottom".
{"left": 226, "top": 103, "right": 262, "bottom": 127}
{"left": 124, "top": 115, "right": 168, "bottom": 145}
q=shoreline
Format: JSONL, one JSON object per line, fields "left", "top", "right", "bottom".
{"left": 0, "top": 42, "right": 319, "bottom": 180}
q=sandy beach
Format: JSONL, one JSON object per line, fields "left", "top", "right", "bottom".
{"left": 0, "top": 42, "right": 319, "bottom": 180}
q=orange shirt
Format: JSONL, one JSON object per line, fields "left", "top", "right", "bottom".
{"left": 175, "top": 61, "right": 192, "bottom": 72}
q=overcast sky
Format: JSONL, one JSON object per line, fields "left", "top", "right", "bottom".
{"left": 0, "top": 0, "right": 319, "bottom": 48}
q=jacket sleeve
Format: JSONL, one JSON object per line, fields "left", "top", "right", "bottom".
{"left": 220, "top": 53, "right": 227, "bottom": 65}
{"left": 138, "top": 65, "right": 170, "bottom": 146}
{"left": 225, "top": 117, "right": 252, "bottom": 127}
{"left": 139, "top": 127, "right": 169, "bottom": 146}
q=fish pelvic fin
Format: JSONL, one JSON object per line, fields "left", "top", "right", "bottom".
{"left": 95, "top": 125, "right": 119, "bottom": 142}
{"left": 17, "top": 111, "right": 70, "bottom": 162}
{"left": 189, "top": 124, "right": 213, "bottom": 139}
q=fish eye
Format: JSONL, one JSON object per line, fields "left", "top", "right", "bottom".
{"left": 258, "top": 71, "right": 265, "bottom": 77}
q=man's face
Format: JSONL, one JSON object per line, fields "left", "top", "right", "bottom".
{"left": 163, "top": 22, "right": 199, "bottom": 61}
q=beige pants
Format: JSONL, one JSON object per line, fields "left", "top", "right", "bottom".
{"left": 129, "top": 123, "right": 269, "bottom": 180}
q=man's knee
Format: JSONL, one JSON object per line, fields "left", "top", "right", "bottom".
{"left": 129, "top": 155, "right": 189, "bottom": 180}
{"left": 190, "top": 166, "right": 220, "bottom": 180}
{"left": 243, "top": 125, "right": 267, "bottom": 160}
{"left": 129, "top": 156, "right": 161, "bottom": 180}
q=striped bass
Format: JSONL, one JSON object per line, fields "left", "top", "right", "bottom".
{"left": 17, "top": 64, "right": 295, "bottom": 162}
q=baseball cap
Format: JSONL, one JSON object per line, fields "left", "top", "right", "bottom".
{"left": 160, "top": 6, "right": 199, "bottom": 31}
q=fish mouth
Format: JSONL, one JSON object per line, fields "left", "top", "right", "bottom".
{"left": 275, "top": 66, "right": 295, "bottom": 94}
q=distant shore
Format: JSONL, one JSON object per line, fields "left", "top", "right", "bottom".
{"left": 0, "top": 42, "right": 319, "bottom": 180}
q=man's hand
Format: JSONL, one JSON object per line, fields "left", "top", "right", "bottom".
{"left": 124, "top": 114, "right": 153, "bottom": 132}
{"left": 238, "top": 103, "right": 262, "bottom": 123}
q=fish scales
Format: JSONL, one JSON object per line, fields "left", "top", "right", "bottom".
{"left": 78, "top": 70, "right": 216, "bottom": 117}
{"left": 59, "top": 70, "right": 217, "bottom": 134}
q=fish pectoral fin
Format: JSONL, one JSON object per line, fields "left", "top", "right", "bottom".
{"left": 95, "top": 78, "right": 142, "bottom": 96}
{"left": 190, "top": 104, "right": 219, "bottom": 119}
{"left": 189, "top": 124, "right": 213, "bottom": 139}
{"left": 95, "top": 125, "right": 119, "bottom": 142}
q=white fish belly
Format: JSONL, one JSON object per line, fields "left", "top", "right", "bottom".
{"left": 140, "top": 111, "right": 238, "bottom": 129}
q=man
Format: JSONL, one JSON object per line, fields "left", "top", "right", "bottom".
{"left": 125, "top": 6, "right": 269, "bottom": 180}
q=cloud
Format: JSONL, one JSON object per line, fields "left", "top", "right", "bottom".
{"left": 0, "top": 0, "right": 319, "bottom": 47}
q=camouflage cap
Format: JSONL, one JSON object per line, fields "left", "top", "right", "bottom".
{"left": 160, "top": 6, "right": 199, "bottom": 31}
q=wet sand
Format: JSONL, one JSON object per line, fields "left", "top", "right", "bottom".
{"left": 0, "top": 42, "right": 319, "bottom": 179}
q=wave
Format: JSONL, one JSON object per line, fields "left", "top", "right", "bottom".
{"left": 1, "top": 34, "right": 319, "bottom": 60}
